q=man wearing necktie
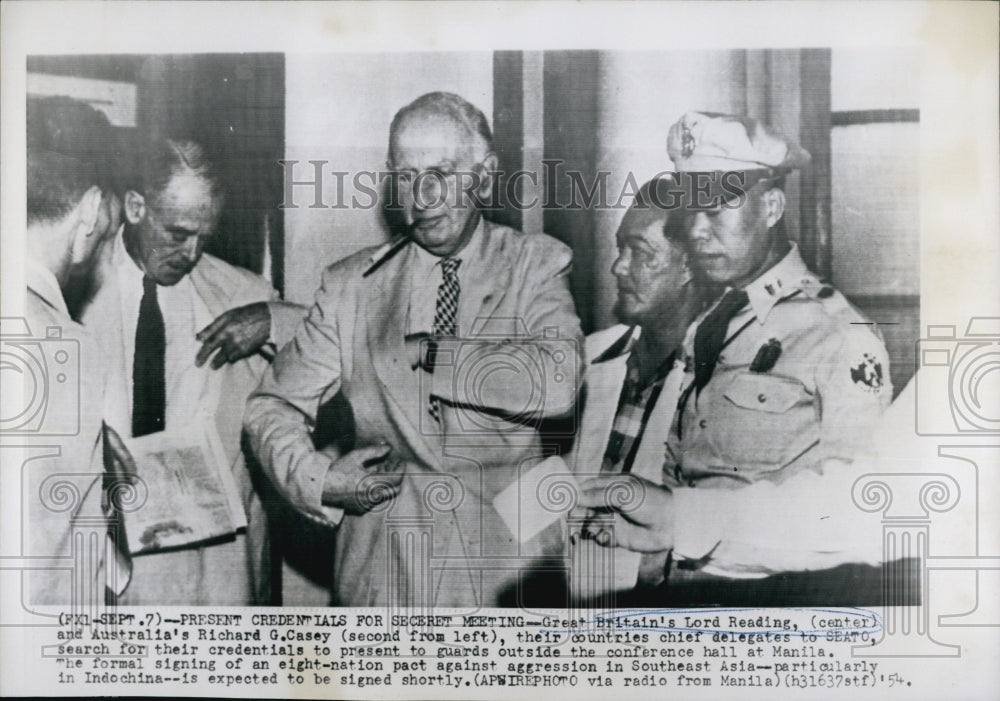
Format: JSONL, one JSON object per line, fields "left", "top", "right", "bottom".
{"left": 245, "top": 92, "right": 584, "bottom": 607}
{"left": 79, "top": 138, "right": 306, "bottom": 604}
{"left": 578, "top": 112, "right": 892, "bottom": 598}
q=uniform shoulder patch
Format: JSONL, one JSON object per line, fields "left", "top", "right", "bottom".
{"left": 850, "top": 352, "right": 885, "bottom": 393}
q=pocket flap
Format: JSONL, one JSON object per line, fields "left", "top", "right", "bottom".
{"left": 723, "top": 373, "right": 806, "bottom": 414}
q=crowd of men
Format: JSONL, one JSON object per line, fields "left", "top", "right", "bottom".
{"left": 24, "top": 90, "right": 902, "bottom": 608}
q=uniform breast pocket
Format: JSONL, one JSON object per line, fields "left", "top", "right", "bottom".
{"left": 706, "top": 373, "right": 818, "bottom": 475}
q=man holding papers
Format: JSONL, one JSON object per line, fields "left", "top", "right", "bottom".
{"left": 79, "top": 138, "right": 305, "bottom": 605}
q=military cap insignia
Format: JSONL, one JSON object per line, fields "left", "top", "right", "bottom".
{"left": 850, "top": 353, "right": 884, "bottom": 392}
{"left": 750, "top": 338, "right": 782, "bottom": 373}
{"left": 681, "top": 122, "right": 696, "bottom": 159}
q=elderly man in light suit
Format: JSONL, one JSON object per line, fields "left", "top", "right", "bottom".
{"left": 245, "top": 92, "right": 584, "bottom": 608}
{"left": 79, "top": 138, "right": 305, "bottom": 605}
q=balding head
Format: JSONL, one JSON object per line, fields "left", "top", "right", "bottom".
{"left": 389, "top": 92, "right": 493, "bottom": 160}
{"left": 386, "top": 93, "right": 498, "bottom": 257}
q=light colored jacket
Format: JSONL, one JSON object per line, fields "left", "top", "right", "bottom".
{"left": 245, "top": 220, "right": 584, "bottom": 607}
{"left": 80, "top": 250, "right": 299, "bottom": 604}
{"left": 564, "top": 324, "right": 684, "bottom": 602}
{"left": 19, "top": 261, "right": 108, "bottom": 605}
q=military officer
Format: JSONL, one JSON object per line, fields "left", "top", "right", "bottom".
{"left": 578, "top": 111, "right": 892, "bottom": 587}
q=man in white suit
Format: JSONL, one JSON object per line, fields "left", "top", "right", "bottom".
{"left": 245, "top": 92, "right": 584, "bottom": 608}
{"left": 79, "top": 138, "right": 304, "bottom": 605}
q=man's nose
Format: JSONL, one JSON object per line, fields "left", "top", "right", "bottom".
{"left": 180, "top": 236, "right": 200, "bottom": 263}
{"left": 400, "top": 190, "right": 418, "bottom": 226}
{"left": 611, "top": 251, "right": 629, "bottom": 278}
{"left": 687, "top": 212, "right": 712, "bottom": 243}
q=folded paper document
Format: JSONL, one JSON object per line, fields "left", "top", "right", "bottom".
{"left": 123, "top": 423, "right": 246, "bottom": 555}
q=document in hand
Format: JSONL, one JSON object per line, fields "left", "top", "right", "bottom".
{"left": 123, "top": 423, "right": 247, "bottom": 555}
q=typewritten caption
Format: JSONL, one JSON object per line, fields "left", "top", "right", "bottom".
{"left": 39, "top": 608, "right": 919, "bottom": 694}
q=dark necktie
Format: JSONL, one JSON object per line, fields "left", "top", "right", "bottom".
{"left": 132, "top": 275, "right": 166, "bottom": 437}
{"left": 429, "top": 257, "right": 461, "bottom": 422}
{"left": 676, "top": 287, "right": 749, "bottom": 440}
{"left": 693, "top": 287, "right": 749, "bottom": 395}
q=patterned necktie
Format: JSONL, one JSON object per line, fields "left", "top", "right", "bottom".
{"left": 429, "top": 257, "right": 461, "bottom": 422}
{"left": 693, "top": 287, "right": 749, "bottom": 396}
{"left": 132, "top": 275, "right": 166, "bottom": 437}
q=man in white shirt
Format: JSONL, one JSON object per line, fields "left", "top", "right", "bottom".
{"left": 79, "top": 138, "right": 305, "bottom": 605}
{"left": 18, "top": 144, "right": 133, "bottom": 605}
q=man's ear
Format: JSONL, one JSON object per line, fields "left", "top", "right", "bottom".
{"left": 673, "top": 248, "right": 694, "bottom": 287}
{"left": 69, "top": 186, "right": 102, "bottom": 261}
{"left": 679, "top": 255, "right": 694, "bottom": 287}
{"left": 123, "top": 190, "right": 147, "bottom": 225}
{"left": 762, "top": 187, "right": 786, "bottom": 229}
{"left": 75, "top": 186, "right": 102, "bottom": 237}
{"left": 474, "top": 151, "right": 499, "bottom": 200}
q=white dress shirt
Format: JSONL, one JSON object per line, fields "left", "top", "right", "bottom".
{"left": 111, "top": 232, "right": 215, "bottom": 435}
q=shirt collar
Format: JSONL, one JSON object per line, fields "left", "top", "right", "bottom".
{"left": 26, "top": 257, "right": 69, "bottom": 317}
{"left": 742, "top": 242, "right": 813, "bottom": 323}
{"left": 592, "top": 326, "right": 641, "bottom": 364}
{"left": 409, "top": 214, "right": 486, "bottom": 274}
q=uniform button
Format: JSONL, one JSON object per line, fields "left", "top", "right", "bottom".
{"left": 758, "top": 393, "right": 767, "bottom": 403}
{"left": 718, "top": 354, "right": 725, "bottom": 364}
{"left": 699, "top": 419, "right": 708, "bottom": 429}
{"left": 687, "top": 479, "right": 697, "bottom": 488}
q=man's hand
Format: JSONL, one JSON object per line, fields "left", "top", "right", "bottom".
{"left": 321, "top": 444, "right": 405, "bottom": 515}
{"left": 195, "top": 302, "right": 272, "bottom": 369}
{"left": 576, "top": 474, "right": 675, "bottom": 553}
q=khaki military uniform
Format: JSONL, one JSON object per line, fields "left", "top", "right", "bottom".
{"left": 666, "top": 243, "right": 892, "bottom": 490}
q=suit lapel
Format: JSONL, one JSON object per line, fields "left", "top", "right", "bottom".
{"left": 188, "top": 263, "right": 263, "bottom": 467}
{"left": 458, "top": 220, "right": 513, "bottom": 333}
{"left": 568, "top": 327, "right": 636, "bottom": 476}
{"left": 366, "top": 244, "right": 441, "bottom": 466}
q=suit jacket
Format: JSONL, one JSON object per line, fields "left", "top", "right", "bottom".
{"left": 245, "top": 219, "right": 584, "bottom": 607}
{"left": 564, "top": 325, "right": 684, "bottom": 602}
{"left": 80, "top": 249, "right": 296, "bottom": 605}
{"left": 20, "top": 261, "right": 109, "bottom": 605}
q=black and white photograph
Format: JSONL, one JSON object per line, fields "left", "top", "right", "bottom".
{"left": 1, "top": 2, "right": 998, "bottom": 699}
